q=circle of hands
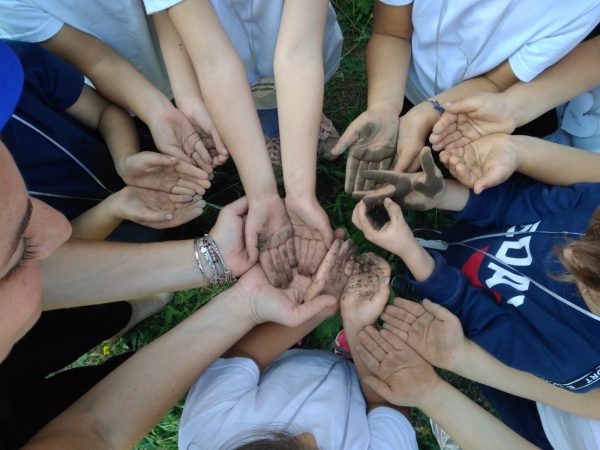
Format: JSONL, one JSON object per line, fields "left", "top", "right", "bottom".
{"left": 216, "top": 199, "right": 469, "bottom": 409}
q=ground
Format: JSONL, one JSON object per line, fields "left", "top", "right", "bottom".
{"left": 75, "top": 1, "right": 494, "bottom": 448}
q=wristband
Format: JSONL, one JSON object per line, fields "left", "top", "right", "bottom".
{"left": 429, "top": 100, "right": 445, "bottom": 115}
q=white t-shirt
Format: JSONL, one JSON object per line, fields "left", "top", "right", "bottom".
{"left": 143, "top": 0, "right": 343, "bottom": 84}
{"left": 537, "top": 402, "right": 600, "bottom": 450}
{"left": 0, "top": 0, "right": 172, "bottom": 98}
{"left": 379, "top": 0, "right": 600, "bottom": 104}
{"left": 179, "top": 350, "right": 418, "bottom": 450}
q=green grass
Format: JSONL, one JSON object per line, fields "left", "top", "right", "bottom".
{"left": 78, "top": 1, "right": 493, "bottom": 448}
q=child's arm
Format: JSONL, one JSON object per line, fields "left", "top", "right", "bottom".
{"left": 440, "top": 133, "right": 600, "bottom": 193}
{"left": 161, "top": 0, "right": 295, "bottom": 287}
{"left": 70, "top": 187, "right": 205, "bottom": 240}
{"left": 225, "top": 237, "right": 354, "bottom": 370}
{"left": 151, "top": 11, "right": 228, "bottom": 165}
{"left": 275, "top": 0, "right": 334, "bottom": 276}
{"left": 356, "top": 326, "right": 538, "bottom": 450}
{"left": 41, "top": 23, "right": 213, "bottom": 168}
{"left": 328, "top": 1, "right": 413, "bottom": 192}
{"left": 340, "top": 253, "right": 409, "bottom": 415}
{"left": 381, "top": 298, "right": 600, "bottom": 420}
{"left": 430, "top": 36, "right": 600, "bottom": 151}
{"left": 66, "top": 84, "right": 210, "bottom": 194}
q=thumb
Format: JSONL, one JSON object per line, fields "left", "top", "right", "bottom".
{"left": 289, "top": 295, "right": 337, "bottom": 327}
{"left": 442, "top": 96, "right": 480, "bottom": 114}
{"left": 475, "top": 165, "right": 510, "bottom": 194}
{"left": 363, "top": 375, "right": 394, "bottom": 401}
{"left": 227, "top": 196, "right": 250, "bottom": 217}
{"left": 329, "top": 127, "right": 358, "bottom": 157}
{"left": 132, "top": 207, "right": 174, "bottom": 224}
{"left": 383, "top": 198, "right": 403, "bottom": 222}
{"left": 421, "top": 299, "right": 454, "bottom": 321}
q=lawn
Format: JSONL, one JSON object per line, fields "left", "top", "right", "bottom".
{"left": 77, "top": 1, "right": 492, "bottom": 448}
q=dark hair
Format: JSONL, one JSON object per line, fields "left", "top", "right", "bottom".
{"left": 555, "top": 205, "right": 600, "bottom": 291}
{"left": 218, "top": 427, "right": 319, "bottom": 450}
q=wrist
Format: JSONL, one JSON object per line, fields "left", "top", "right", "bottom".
{"left": 414, "top": 377, "right": 449, "bottom": 411}
{"left": 407, "top": 101, "right": 440, "bottom": 129}
{"left": 367, "top": 102, "right": 402, "bottom": 117}
{"left": 397, "top": 242, "right": 435, "bottom": 282}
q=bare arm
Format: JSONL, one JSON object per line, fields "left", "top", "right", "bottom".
{"left": 24, "top": 285, "right": 255, "bottom": 450}
{"left": 357, "top": 327, "right": 538, "bottom": 450}
{"left": 165, "top": 0, "right": 277, "bottom": 201}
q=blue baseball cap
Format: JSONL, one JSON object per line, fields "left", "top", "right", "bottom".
{"left": 0, "top": 40, "right": 23, "bottom": 132}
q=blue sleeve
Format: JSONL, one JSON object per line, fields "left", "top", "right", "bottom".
{"left": 454, "top": 175, "right": 600, "bottom": 228}
{"left": 406, "top": 252, "right": 559, "bottom": 377}
{"left": 5, "top": 40, "right": 84, "bottom": 111}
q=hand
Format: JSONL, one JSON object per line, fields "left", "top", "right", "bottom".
{"left": 112, "top": 186, "right": 205, "bottom": 229}
{"left": 353, "top": 147, "right": 445, "bottom": 211}
{"left": 352, "top": 197, "right": 417, "bottom": 258}
{"left": 178, "top": 99, "right": 229, "bottom": 166}
{"left": 439, "top": 133, "right": 519, "bottom": 193}
{"left": 355, "top": 325, "right": 441, "bottom": 407}
{"left": 327, "top": 109, "right": 399, "bottom": 193}
{"left": 119, "top": 151, "right": 211, "bottom": 195}
{"left": 235, "top": 264, "right": 337, "bottom": 328}
{"left": 340, "top": 253, "right": 391, "bottom": 330}
{"left": 429, "top": 92, "right": 517, "bottom": 151}
{"left": 210, "top": 197, "right": 255, "bottom": 277}
{"left": 285, "top": 196, "right": 335, "bottom": 276}
{"left": 394, "top": 103, "right": 439, "bottom": 172}
{"left": 304, "top": 237, "right": 356, "bottom": 304}
{"left": 245, "top": 195, "right": 296, "bottom": 288}
{"left": 149, "top": 104, "right": 214, "bottom": 173}
{"left": 380, "top": 298, "right": 467, "bottom": 371}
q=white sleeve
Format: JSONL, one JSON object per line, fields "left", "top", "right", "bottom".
{"left": 179, "top": 357, "right": 259, "bottom": 431}
{"left": 367, "top": 407, "right": 418, "bottom": 450}
{"left": 375, "top": 0, "right": 413, "bottom": 5}
{"left": 0, "top": 0, "right": 63, "bottom": 42}
{"left": 142, "top": 0, "right": 186, "bottom": 15}
{"left": 509, "top": 3, "right": 600, "bottom": 82}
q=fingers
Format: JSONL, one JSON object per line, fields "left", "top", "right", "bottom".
{"left": 167, "top": 192, "right": 194, "bottom": 203}
{"left": 287, "top": 295, "right": 338, "bottom": 327}
{"left": 421, "top": 298, "right": 454, "bottom": 321}
{"left": 353, "top": 184, "right": 396, "bottom": 209}
{"left": 354, "top": 160, "right": 369, "bottom": 192}
{"left": 245, "top": 227, "right": 259, "bottom": 264}
{"left": 382, "top": 198, "right": 403, "bottom": 224}
{"left": 393, "top": 297, "right": 426, "bottom": 316}
{"left": 170, "top": 186, "right": 197, "bottom": 197}
{"left": 362, "top": 375, "right": 394, "bottom": 401}
{"left": 174, "top": 158, "right": 212, "bottom": 180}
{"left": 345, "top": 155, "right": 360, "bottom": 193}
{"left": 430, "top": 111, "right": 458, "bottom": 138}
{"left": 286, "top": 237, "right": 298, "bottom": 268}
{"left": 259, "top": 249, "right": 287, "bottom": 288}
{"left": 364, "top": 161, "right": 380, "bottom": 191}
{"left": 442, "top": 98, "right": 479, "bottom": 115}
{"left": 186, "top": 133, "right": 213, "bottom": 166}
{"left": 175, "top": 178, "right": 210, "bottom": 195}
{"left": 362, "top": 169, "right": 401, "bottom": 186}
{"left": 358, "top": 327, "right": 387, "bottom": 361}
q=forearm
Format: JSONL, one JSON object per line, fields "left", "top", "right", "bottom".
{"left": 276, "top": 2, "right": 327, "bottom": 198}
{"left": 505, "top": 36, "right": 600, "bottom": 127}
{"left": 97, "top": 104, "right": 140, "bottom": 178}
{"left": 419, "top": 380, "right": 537, "bottom": 450}
{"left": 152, "top": 12, "right": 204, "bottom": 116}
{"left": 226, "top": 311, "right": 331, "bottom": 370}
{"left": 435, "top": 180, "right": 471, "bottom": 212}
{"left": 512, "top": 134, "right": 600, "bottom": 184}
{"left": 42, "top": 26, "right": 173, "bottom": 125}
{"left": 393, "top": 239, "right": 436, "bottom": 282}
{"left": 452, "top": 340, "right": 600, "bottom": 419}
{"left": 167, "top": 1, "right": 278, "bottom": 201}
{"left": 70, "top": 194, "right": 122, "bottom": 240}
{"left": 366, "top": 32, "right": 411, "bottom": 115}
{"left": 411, "top": 60, "right": 520, "bottom": 137}
{"left": 25, "top": 286, "right": 255, "bottom": 450}
{"left": 39, "top": 238, "right": 210, "bottom": 309}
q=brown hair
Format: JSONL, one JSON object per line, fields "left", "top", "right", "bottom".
{"left": 218, "top": 428, "right": 318, "bottom": 450}
{"left": 555, "top": 205, "right": 600, "bottom": 291}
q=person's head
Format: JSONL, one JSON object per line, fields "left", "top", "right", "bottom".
{"left": 556, "top": 206, "right": 600, "bottom": 315}
{"left": 217, "top": 428, "right": 319, "bottom": 450}
{"left": 0, "top": 40, "right": 72, "bottom": 360}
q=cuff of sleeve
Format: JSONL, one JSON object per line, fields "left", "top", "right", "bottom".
{"left": 407, "top": 252, "right": 465, "bottom": 308}
{"left": 452, "top": 187, "right": 498, "bottom": 223}
{"left": 143, "top": 0, "right": 185, "bottom": 14}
